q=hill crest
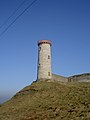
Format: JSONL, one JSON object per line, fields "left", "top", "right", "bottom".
{"left": 0, "top": 78, "right": 90, "bottom": 120}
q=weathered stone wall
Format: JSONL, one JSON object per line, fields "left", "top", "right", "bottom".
{"left": 37, "top": 73, "right": 90, "bottom": 82}
{"left": 52, "top": 74, "right": 68, "bottom": 82}
{"left": 52, "top": 73, "right": 90, "bottom": 83}
{"left": 68, "top": 73, "right": 90, "bottom": 82}
{"left": 37, "top": 43, "right": 52, "bottom": 80}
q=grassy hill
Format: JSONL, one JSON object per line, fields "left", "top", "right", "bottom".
{"left": 0, "top": 81, "right": 90, "bottom": 120}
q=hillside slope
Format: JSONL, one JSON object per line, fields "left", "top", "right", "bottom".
{"left": 0, "top": 81, "right": 90, "bottom": 120}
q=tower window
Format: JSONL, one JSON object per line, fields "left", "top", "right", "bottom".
{"left": 38, "top": 64, "right": 40, "bottom": 68}
{"left": 38, "top": 64, "right": 40, "bottom": 66}
{"left": 48, "top": 72, "right": 50, "bottom": 76}
{"left": 48, "top": 55, "right": 50, "bottom": 59}
{"left": 39, "top": 47, "right": 41, "bottom": 51}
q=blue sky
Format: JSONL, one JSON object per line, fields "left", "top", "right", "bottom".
{"left": 0, "top": 0, "right": 90, "bottom": 103}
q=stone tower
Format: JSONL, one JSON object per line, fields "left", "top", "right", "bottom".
{"left": 37, "top": 40, "right": 52, "bottom": 80}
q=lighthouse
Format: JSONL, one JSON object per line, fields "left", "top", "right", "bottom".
{"left": 37, "top": 40, "right": 52, "bottom": 81}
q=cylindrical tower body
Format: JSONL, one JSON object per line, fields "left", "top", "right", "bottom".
{"left": 37, "top": 40, "right": 52, "bottom": 80}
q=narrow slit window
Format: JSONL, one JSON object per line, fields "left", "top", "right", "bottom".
{"left": 38, "top": 64, "right": 40, "bottom": 68}
{"left": 48, "top": 72, "right": 50, "bottom": 76}
{"left": 48, "top": 55, "right": 50, "bottom": 59}
{"left": 39, "top": 47, "right": 41, "bottom": 51}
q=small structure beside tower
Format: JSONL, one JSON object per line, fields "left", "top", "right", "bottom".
{"left": 36, "top": 40, "right": 90, "bottom": 82}
{"left": 37, "top": 40, "right": 52, "bottom": 81}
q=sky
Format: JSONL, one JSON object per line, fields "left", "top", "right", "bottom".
{"left": 0, "top": 0, "right": 90, "bottom": 103}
